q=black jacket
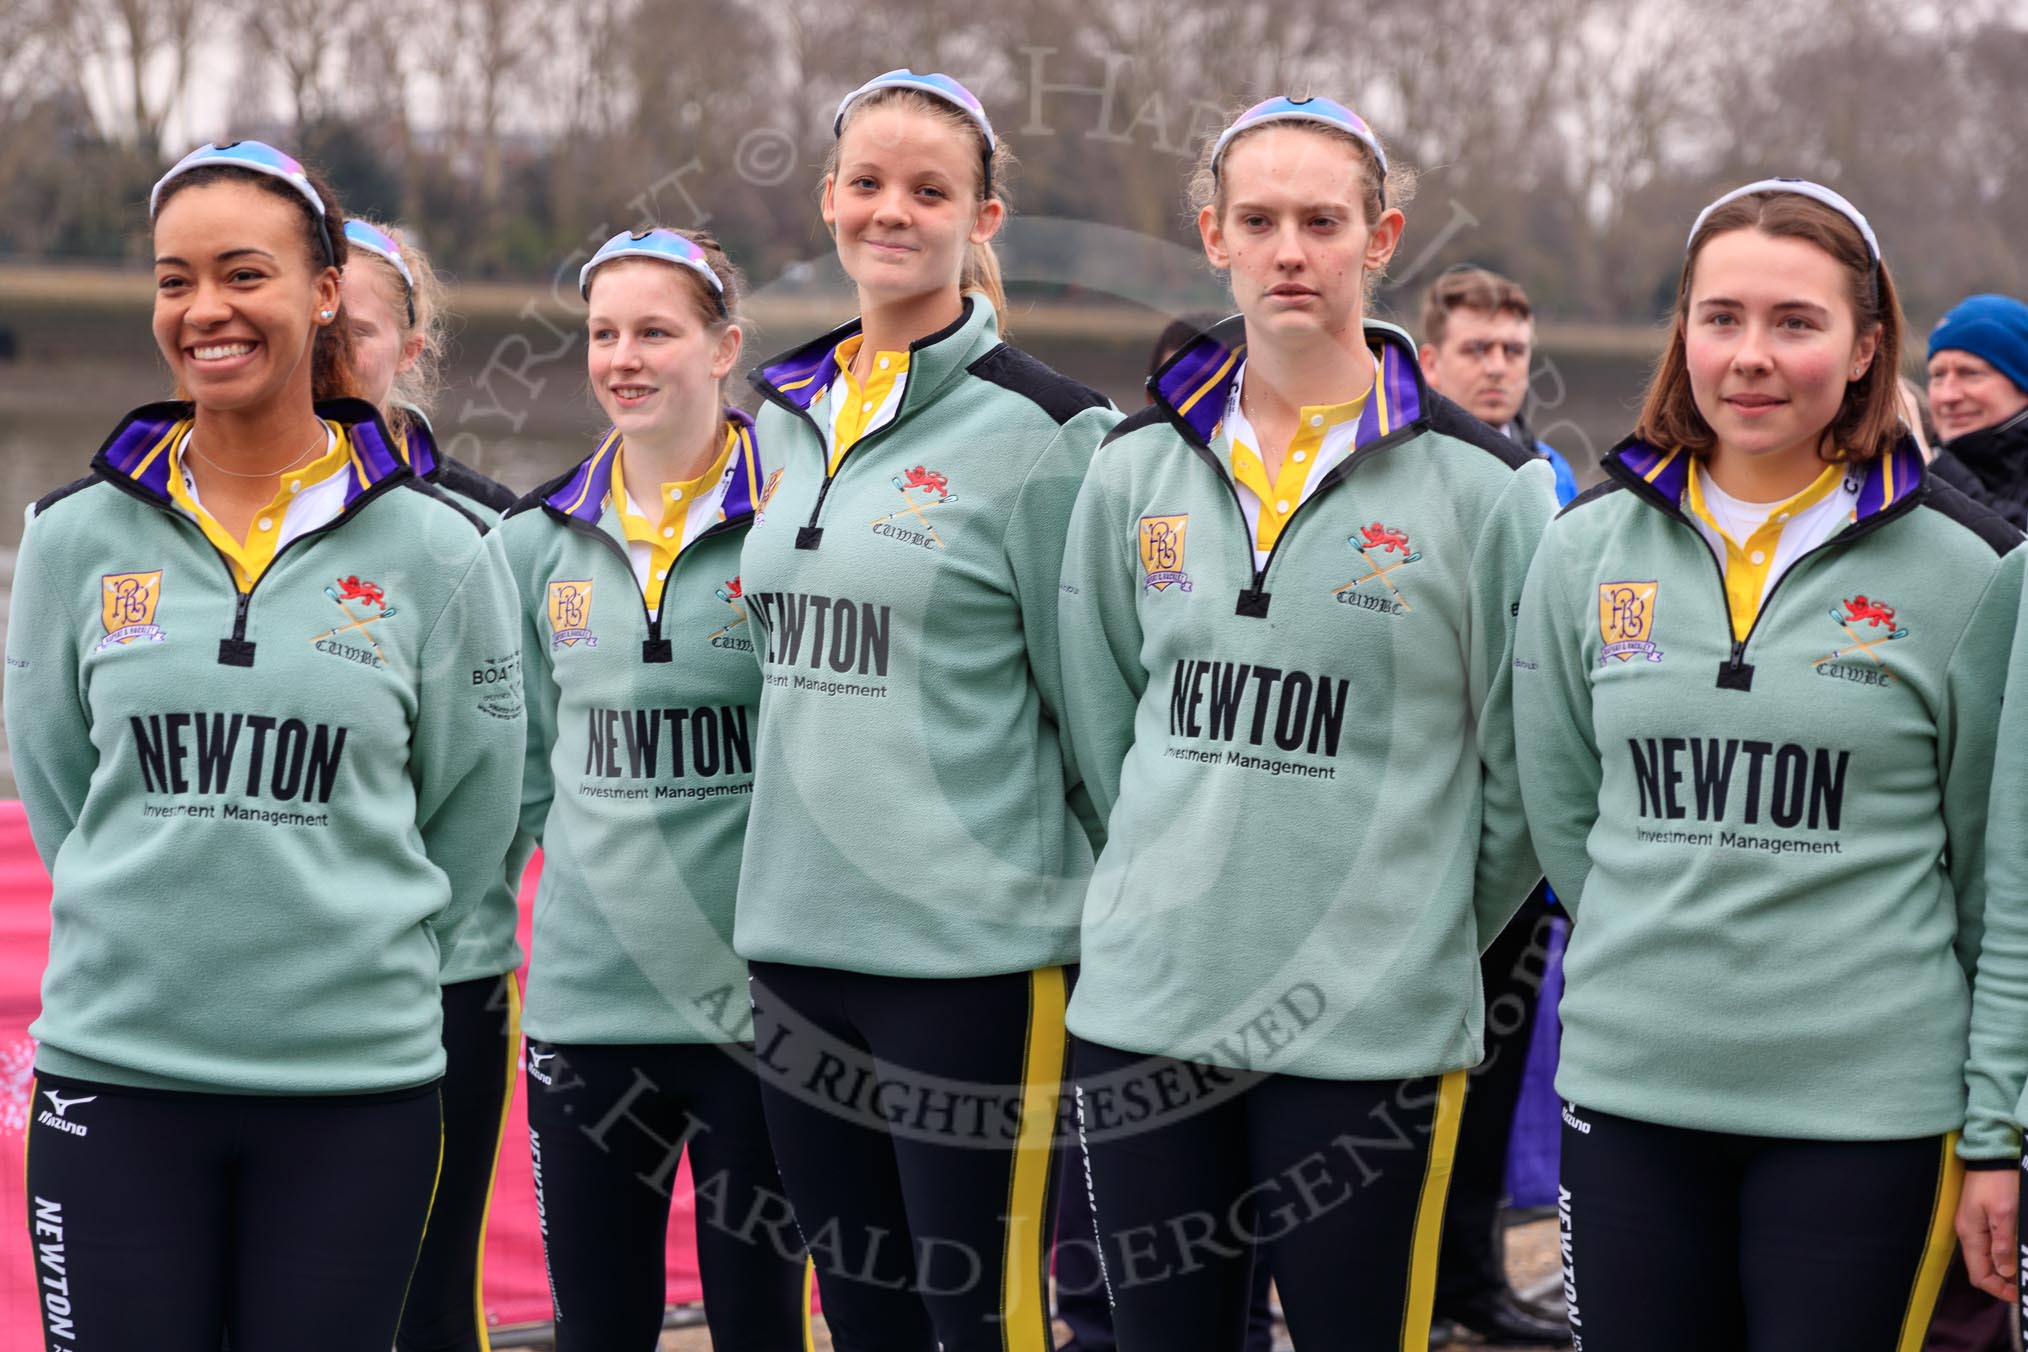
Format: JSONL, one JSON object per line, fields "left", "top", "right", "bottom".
{"left": 1930, "top": 407, "right": 2028, "bottom": 532}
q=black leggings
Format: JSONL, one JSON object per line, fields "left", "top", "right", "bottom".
{"left": 24, "top": 1071, "right": 441, "bottom": 1351}
{"left": 398, "top": 973, "right": 521, "bottom": 1352}
{"left": 1558, "top": 1101, "right": 1961, "bottom": 1352}
{"left": 747, "top": 960, "right": 1069, "bottom": 1352}
{"left": 523, "top": 1040, "right": 810, "bottom": 1352}
{"left": 1071, "top": 1037, "right": 1464, "bottom": 1352}
{"left": 1437, "top": 906, "right": 1560, "bottom": 1306}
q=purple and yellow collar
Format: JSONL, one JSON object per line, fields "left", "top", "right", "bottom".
{"left": 95, "top": 398, "right": 408, "bottom": 509}
{"left": 1610, "top": 437, "right": 1925, "bottom": 523}
{"left": 1151, "top": 317, "right": 1427, "bottom": 449}
{"left": 543, "top": 409, "right": 762, "bottom": 527}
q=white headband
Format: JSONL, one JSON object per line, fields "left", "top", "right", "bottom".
{"left": 1687, "top": 177, "right": 1880, "bottom": 264}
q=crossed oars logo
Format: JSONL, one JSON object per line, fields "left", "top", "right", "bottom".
{"left": 1815, "top": 595, "right": 1906, "bottom": 678}
{"left": 709, "top": 576, "right": 748, "bottom": 643}
{"left": 1333, "top": 522, "right": 1421, "bottom": 611}
{"left": 312, "top": 575, "right": 396, "bottom": 664}
{"left": 870, "top": 465, "right": 958, "bottom": 546}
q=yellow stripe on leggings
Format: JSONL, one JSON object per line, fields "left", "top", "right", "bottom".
{"left": 801, "top": 1256, "right": 817, "bottom": 1352}
{"left": 398, "top": 1089, "right": 451, "bottom": 1327}
{"left": 1896, "top": 1132, "right": 1966, "bottom": 1352}
{"left": 467, "top": 974, "right": 523, "bottom": 1352}
{"left": 1001, "top": 966, "right": 1068, "bottom": 1352}
{"left": 1399, "top": 1069, "right": 1467, "bottom": 1352}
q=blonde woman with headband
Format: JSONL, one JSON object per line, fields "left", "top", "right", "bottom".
{"left": 342, "top": 214, "right": 527, "bottom": 1352}
{"left": 500, "top": 226, "right": 811, "bottom": 1351}
{"left": 737, "top": 69, "right": 1119, "bottom": 1352}
{"left": 1056, "top": 95, "right": 1556, "bottom": 1350}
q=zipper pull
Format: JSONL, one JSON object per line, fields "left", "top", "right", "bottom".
{"left": 641, "top": 612, "right": 672, "bottom": 664}
{"left": 218, "top": 591, "right": 257, "bottom": 667}
{"left": 1235, "top": 571, "right": 1273, "bottom": 619}
{"left": 1715, "top": 639, "right": 1753, "bottom": 691}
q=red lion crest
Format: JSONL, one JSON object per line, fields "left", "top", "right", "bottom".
{"left": 1359, "top": 523, "right": 1411, "bottom": 555}
{"left": 1842, "top": 596, "right": 1895, "bottom": 629}
{"left": 902, "top": 465, "right": 949, "bottom": 495}
{"left": 336, "top": 576, "right": 387, "bottom": 609}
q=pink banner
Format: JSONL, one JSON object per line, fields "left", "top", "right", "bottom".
{"left": 0, "top": 802, "right": 704, "bottom": 1343}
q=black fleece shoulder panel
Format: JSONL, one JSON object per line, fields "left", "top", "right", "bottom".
{"left": 1098, "top": 405, "right": 1168, "bottom": 450}
{"left": 967, "top": 344, "right": 1112, "bottom": 425}
{"left": 1557, "top": 478, "right": 1625, "bottom": 519}
{"left": 506, "top": 468, "right": 581, "bottom": 520}
{"left": 1425, "top": 392, "right": 1537, "bottom": 471}
{"left": 437, "top": 457, "right": 518, "bottom": 513}
{"left": 400, "top": 477, "right": 487, "bottom": 534}
{"left": 32, "top": 473, "right": 104, "bottom": 518}
{"left": 1919, "top": 476, "right": 2026, "bottom": 557}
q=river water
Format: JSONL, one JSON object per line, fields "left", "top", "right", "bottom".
{"left": 0, "top": 286, "right": 1657, "bottom": 792}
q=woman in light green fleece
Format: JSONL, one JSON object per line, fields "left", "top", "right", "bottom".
{"left": 500, "top": 225, "right": 810, "bottom": 1351}
{"left": 1055, "top": 96, "right": 1557, "bottom": 1351}
{"left": 1514, "top": 180, "right": 2022, "bottom": 1350}
{"left": 736, "top": 69, "right": 1117, "bottom": 1352}
{"left": 4, "top": 141, "right": 524, "bottom": 1349}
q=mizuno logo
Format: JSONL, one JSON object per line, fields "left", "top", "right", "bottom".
{"left": 41, "top": 1092, "right": 95, "bottom": 1118}
{"left": 529, "top": 1050, "right": 556, "bottom": 1067}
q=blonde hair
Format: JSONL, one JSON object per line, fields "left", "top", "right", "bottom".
{"left": 825, "top": 87, "right": 1015, "bottom": 335}
{"left": 348, "top": 216, "right": 448, "bottom": 436}
{"left": 1186, "top": 101, "right": 1417, "bottom": 305}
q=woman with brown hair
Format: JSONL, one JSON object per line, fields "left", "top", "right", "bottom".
{"left": 1514, "top": 179, "right": 2023, "bottom": 1350}
{"left": 3, "top": 140, "right": 525, "bottom": 1349}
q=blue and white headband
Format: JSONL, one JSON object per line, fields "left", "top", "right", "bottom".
{"left": 151, "top": 140, "right": 338, "bottom": 267}
{"left": 578, "top": 228, "right": 727, "bottom": 314}
{"left": 1209, "top": 96, "right": 1390, "bottom": 207}
{"left": 344, "top": 220, "right": 416, "bottom": 326}
{"left": 833, "top": 69, "right": 997, "bottom": 195}
{"left": 1688, "top": 178, "right": 1881, "bottom": 265}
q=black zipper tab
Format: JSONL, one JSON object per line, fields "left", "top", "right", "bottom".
{"left": 1717, "top": 640, "right": 1753, "bottom": 691}
{"left": 218, "top": 591, "right": 255, "bottom": 666}
{"left": 1236, "top": 585, "right": 1272, "bottom": 618}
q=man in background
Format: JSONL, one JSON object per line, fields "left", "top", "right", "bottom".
{"left": 1417, "top": 265, "right": 1575, "bottom": 1348}
{"left": 1419, "top": 266, "right": 1580, "bottom": 501}
{"left": 1926, "top": 293, "right": 2028, "bottom": 530}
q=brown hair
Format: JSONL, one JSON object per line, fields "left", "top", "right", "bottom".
{"left": 583, "top": 227, "right": 749, "bottom": 400}
{"left": 825, "top": 87, "right": 1015, "bottom": 335}
{"left": 1186, "top": 101, "right": 1416, "bottom": 304}
{"left": 1422, "top": 266, "right": 1532, "bottom": 350}
{"left": 346, "top": 217, "right": 451, "bottom": 437}
{"left": 152, "top": 160, "right": 362, "bottom": 403}
{"left": 1636, "top": 191, "right": 1906, "bottom": 463}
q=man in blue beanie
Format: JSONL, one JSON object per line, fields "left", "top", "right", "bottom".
{"left": 1927, "top": 293, "right": 2028, "bottom": 530}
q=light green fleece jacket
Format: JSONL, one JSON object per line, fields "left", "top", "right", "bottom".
{"left": 502, "top": 414, "right": 765, "bottom": 1044}
{"left": 5, "top": 399, "right": 525, "bottom": 1094}
{"left": 1516, "top": 436, "right": 2022, "bottom": 1147}
{"left": 1057, "top": 317, "right": 1556, "bottom": 1081}
{"left": 735, "top": 296, "right": 1118, "bottom": 977}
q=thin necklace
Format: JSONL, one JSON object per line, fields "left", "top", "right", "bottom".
{"left": 186, "top": 425, "right": 327, "bottom": 480}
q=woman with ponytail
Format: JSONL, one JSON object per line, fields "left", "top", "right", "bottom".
{"left": 737, "top": 70, "right": 1119, "bottom": 1351}
{"left": 341, "top": 215, "right": 526, "bottom": 1352}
